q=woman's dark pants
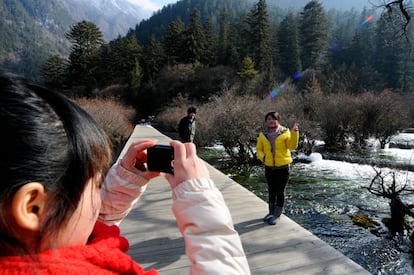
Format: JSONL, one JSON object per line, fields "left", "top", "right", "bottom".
{"left": 265, "top": 165, "right": 290, "bottom": 207}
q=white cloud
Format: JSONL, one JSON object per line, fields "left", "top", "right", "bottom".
{"left": 127, "top": 0, "right": 161, "bottom": 12}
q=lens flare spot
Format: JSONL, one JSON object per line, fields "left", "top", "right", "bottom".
{"left": 359, "top": 15, "right": 374, "bottom": 27}
{"left": 329, "top": 42, "right": 338, "bottom": 50}
{"left": 267, "top": 89, "right": 280, "bottom": 99}
{"left": 293, "top": 72, "right": 303, "bottom": 80}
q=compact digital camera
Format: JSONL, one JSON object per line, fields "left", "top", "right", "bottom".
{"left": 146, "top": 145, "right": 174, "bottom": 174}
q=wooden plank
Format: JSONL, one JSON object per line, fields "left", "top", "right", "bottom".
{"left": 118, "top": 125, "right": 370, "bottom": 275}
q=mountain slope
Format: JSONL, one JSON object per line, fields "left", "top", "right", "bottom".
{"left": 58, "top": 0, "right": 151, "bottom": 40}
{"left": 0, "top": 0, "right": 151, "bottom": 81}
{"left": 0, "top": 0, "right": 73, "bottom": 80}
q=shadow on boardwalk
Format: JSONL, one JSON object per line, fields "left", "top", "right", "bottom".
{"left": 118, "top": 125, "right": 370, "bottom": 275}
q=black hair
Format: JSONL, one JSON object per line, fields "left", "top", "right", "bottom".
{"left": 0, "top": 74, "right": 112, "bottom": 255}
{"left": 265, "top": 111, "right": 281, "bottom": 121}
{"left": 187, "top": 107, "right": 196, "bottom": 114}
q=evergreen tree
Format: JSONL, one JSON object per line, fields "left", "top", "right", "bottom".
{"left": 374, "top": 15, "right": 414, "bottom": 92}
{"left": 346, "top": 10, "right": 376, "bottom": 69}
{"left": 65, "top": 20, "right": 104, "bottom": 94}
{"left": 203, "top": 17, "right": 217, "bottom": 65}
{"left": 299, "top": 0, "right": 328, "bottom": 70}
{"left": 134, "top": 0, "right": 251, "bottom": 45}
{"left": 106, "top": 35, "right": 142, "bottom": 85}
{"left": 217, "top": 8, "right": 230, "bottom": 65}
{"left": 325, "top": 8, "right": 380, "bottom": 93}
{"left": 262, "top": 59, "right": 277, "bottom": 97}
{"left": 278, "top": 12, "right": 301, "bottom": 77}
{"left": 183, "top": 9, "right": 206, "bottom": 64}
{"left": 238, "top": 56, "right": 258, "bottom": 80}
{"left": 247, "top": 0, "right": 272, "bottom": 71}
{"left": 41, "top": 54, "right": 69, "bottom": 89}
{"left": 143, "top": 36, "right": 166, "bottom": 81}
{"left": 327, "top": 8, "right": 366, "bottom": 70}
{"left": 305, "top": 71, "right": 323, "bottom": 94}
{"left": 96, "top": 43, "right": 111, "bottom": 87}
{"left": 163, "top": 18, "right": 185, "bottom": 65}
{"left": 228, "top": 15, "right": 250, "bottom": 68}
{"left": 269, "top": 22, "right": 279, "bottom": 74}
{"left": 238, "top": 56, "right": 259, "bottom": 94}
{"left": 130, "top": 59, "right": 143, "bottom": 97}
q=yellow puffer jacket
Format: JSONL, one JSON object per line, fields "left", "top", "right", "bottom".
{"left": 256, "top": 127, "right": 299, "bottom": 167}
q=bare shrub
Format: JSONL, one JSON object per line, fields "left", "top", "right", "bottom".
{"left": 309, "top": 91, "right": 409, "bottom": 150}
{"left": 259, "top": 80, "right": 302, "bottom": 122}
{"left": 352, "top": 91, "right": 409, "bottom": 149}
{"left": 74, "top": 97, "right": 136, "bottom": 157}
{"left": 314, "top": 93, "right": 356, "bottom": 148}
{"left": 286, "top": 89, "right": 322, "bottom": 155}
{"left": 91, "top": 84, "right": 128, "bottom": 99}
{"left": 350, "top": 92, "right": 382, "bottom": 148}
{"left": 201, "top": 89, "right": 264, "bottom": 164}
{"left": 400, "top": 92, "right": 414, "bottom": 126}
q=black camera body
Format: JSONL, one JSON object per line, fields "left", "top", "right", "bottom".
{"left": 147, "top": 145, "right": 174, "bottom": 174}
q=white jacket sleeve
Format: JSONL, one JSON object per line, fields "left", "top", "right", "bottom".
{"left": 172, "top": 178, "right": 251, "bottom": 275}
{"left": 98, "top": 162, "right": 149, "bottom": 226}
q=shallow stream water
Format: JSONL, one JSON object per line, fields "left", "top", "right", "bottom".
{"left": 198, "top": 134, "right": 414, "bottom": 275}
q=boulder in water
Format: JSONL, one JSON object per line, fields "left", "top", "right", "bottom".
{"left": 296, "top": 152, "right": 323, "bottom": 163}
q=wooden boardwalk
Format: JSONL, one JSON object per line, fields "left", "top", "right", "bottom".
{"left": 118, "top": 125, "right": 370, "bottom": 275}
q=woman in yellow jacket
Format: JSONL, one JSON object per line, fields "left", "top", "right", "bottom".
{"left": 256, "top": 111, "right": 299, "bottom": 225}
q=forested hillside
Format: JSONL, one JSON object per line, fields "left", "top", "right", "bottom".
{"left": 37, "top": 0, "right": 413, "bottom": 112}
{"left": 4, "top": 0, "right": 414, "bottom": 117}
{"left": 0, "top": 0, "right": 73, "bottom": 81}
{"left": 135, "top": 0, "right": 370, "bottom": 44}
{"left": 135, "top": 0, "right": 253, "bottom": 44}
{"left": 266, "top": 0, "right": 368, "bottom": 11}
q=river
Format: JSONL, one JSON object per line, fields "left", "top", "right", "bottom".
{"left": 198, "top": 132, "right": 414, "bottom": 275}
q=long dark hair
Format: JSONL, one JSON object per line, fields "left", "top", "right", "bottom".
{"left": 0, "top": 74, "right": 112, "bottom": 255}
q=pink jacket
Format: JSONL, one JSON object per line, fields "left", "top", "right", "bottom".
{"left": 99, "top": 162, "right": 251, "bottom": 275}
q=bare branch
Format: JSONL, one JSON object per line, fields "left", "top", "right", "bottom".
{"left": 370, "top": 0, "right": 412, "bottom": 41}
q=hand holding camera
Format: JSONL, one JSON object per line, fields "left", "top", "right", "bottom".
{"left": 164, "top": 140, "right": 209, "bottom": 189}
{"left": 121, "top": 139, "right": 209, "bottom": 189}
{"left": 119, "top": 139, "right": 161, "bottom": 183}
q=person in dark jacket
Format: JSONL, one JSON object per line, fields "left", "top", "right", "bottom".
{"left": 178, "top": 107, "right": 196, "bottom": 143}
